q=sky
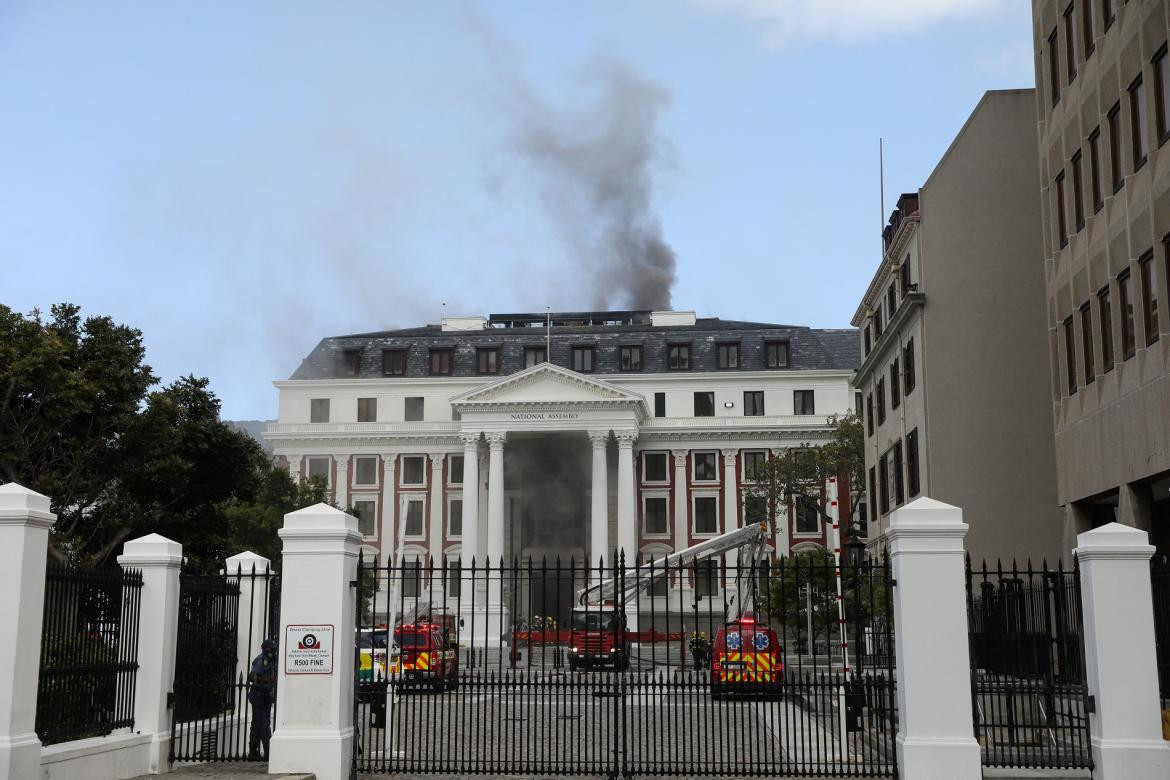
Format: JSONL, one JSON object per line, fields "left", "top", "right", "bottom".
{"left": 0, "top": 1, "right": 1036, "bottom": 420}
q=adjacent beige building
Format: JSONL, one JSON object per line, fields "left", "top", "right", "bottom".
{"left": 852, "top": 90, "right": 1065, "bottom": 565}
{"left": 1033, "top": 0, "right": 1170, "bottom": 553}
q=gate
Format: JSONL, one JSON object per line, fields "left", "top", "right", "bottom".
{"left": 170, "top": 564, "right": 281, "bottom": 762}
{"left": 353, "top": 551, "right": 898, "bottom": 777}
{"left": 966, "top": 556, "right": 1093, "bottom": 770}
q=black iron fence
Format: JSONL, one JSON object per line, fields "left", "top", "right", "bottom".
{"left": 966, "top": 557, "right": 1092, "bottom": 770}
{"left": 353, "top": 552, "right": 898, "bottom": 777}
{"left": 170, "top": 564, "right": 280, "bottom": 762}
{"left": 36, "top": 562, "right": 143, "bottom": 745}
{"left": 1153, "top": 554, "right": 1169, "bottom": 730}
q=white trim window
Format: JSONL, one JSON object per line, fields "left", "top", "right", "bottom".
{"left": 642, "top": 493, "right": 670, "bottom": 538}
{"left": 400, "top": 455, "right": 426, "bottom": 487}
{"left": 692, "top": 493, "right": 720, "bottom": 536}
{"left": 353, "top": 456, "right": 379, "bottom": 487}
{"left": 351, "top": 497, "right": 378, "bottom": 538}
{"left": 448, "top": 454, "right": 465, "bottom": 486}
{"left": 793, "top": 494, "right": 821, "bottom": 536}
{"left": 641, "top": 451, "right": 669, "bottom": 484}
{"left": 640, "top": 544, "right": 673, "bottom": 596}
{"left": 742, "top": 450, "right": 768, "bottom": 482}
{"left": 401, "top": 495, "right": 426, "bottom": 539}
{"left": 400, "top": 553, "right": 424, "bottom": 598}
{"left": 306, "top": 456, "right": 331, "bottom": 487}
{"left": 445, "top": 554, "right": 462, "bottom": 599}
{"left": 693, "top": 558, "right": 720, "bottom": 599}
{"left": 692, "top": 451, "right": 718, "bottom": 483}
{"left": 447, "top": 495, "right": 464, "bottom": 539}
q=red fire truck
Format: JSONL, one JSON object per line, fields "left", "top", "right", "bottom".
{"left": 710, "top": 613, "right": 784, "bottom": 698}
{"left": 394, "top": 620, "right": 459, "bottom": 691}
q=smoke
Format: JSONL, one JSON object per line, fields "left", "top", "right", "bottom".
{"left": 509, "top": 63, "right": 678, "bottom": 311}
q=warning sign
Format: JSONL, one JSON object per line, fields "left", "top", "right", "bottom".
{"left": 285, "top": 624, "right": 334, "bottom": 675}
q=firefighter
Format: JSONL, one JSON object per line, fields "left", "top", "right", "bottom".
{"left": 248, "top": 639, "right": 278, "bottom": 760}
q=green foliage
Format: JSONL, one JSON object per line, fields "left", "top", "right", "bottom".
{"left": 37, "top": 632, "right": 120, "bottom": 743}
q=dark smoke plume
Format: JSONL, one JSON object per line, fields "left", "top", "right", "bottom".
{"left": 512, "top": 63, "right": 677, "bottom": 311}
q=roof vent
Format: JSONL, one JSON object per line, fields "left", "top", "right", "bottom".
{"left": 650, "top": 310, "right": 697, "bottom": 327}
{"left": 441, "top": 316, "right": 488, "bottom": 332}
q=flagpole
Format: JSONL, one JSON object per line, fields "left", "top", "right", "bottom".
{"left": 546, "top": 307, "right": 551, "bottom": 362}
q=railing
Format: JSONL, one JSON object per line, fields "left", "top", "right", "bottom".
{"left": 966, "top": 556, "right": 1092, "bottom": 769}
{"left": 36, "top": 562, "right": 143, "bottom": 745}
{"left": 1152, "top": 554, "right": 1169, "bottom": 727}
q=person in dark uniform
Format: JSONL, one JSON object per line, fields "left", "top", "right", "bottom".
{"left": 248, "top": 639, "right": 277, "bottom": 760}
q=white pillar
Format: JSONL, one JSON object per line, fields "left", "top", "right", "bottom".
{"left": 428, "top": 453, "right": 445, "bottom": 577}
{"left": 118, "top": 532, "right": 183, "bottom": 775}
{"left": 379, "top": 454, "right": 396, "bottom": 568}
{"left": 485, "top": 432, "right": 506, "bottom": 602}
{"left": 771, "top": 448, "right": 790, "bottom": 557}
{"left": 589, "top": 430, "right": 610, "bottom": 566}
{"left": 269, "top": 503, "right": 361, "bottom": 780}
{"left": 1075, "top": 523, "right": 1170, "bottom": 778}
{"left": 0, "top": 484, "right": 54, "bottom": 780}
{"left": 672, "top": 450, "right": 689, "bottom": 553}
{"left": 460, "top": 434, "right": 481, "bottom": 570}
{"left": 286, "top": 453, "right": 303, "bottom": 483}
{"left": 225, "top": 551, "right": 274, "bottom": 685}
{"left": 334, "top": 456, "right": 349, "bottom": 509}
{"left": 721, "top": 448, "right": 740, "bottom": 572}
{"left": 615, "top": 430, "right": 638, "bottom": 566}
{"left": 884, "top": 497, "right": 981, "bottom": 780}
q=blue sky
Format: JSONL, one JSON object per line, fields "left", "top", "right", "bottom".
{"left": 1, "top": 1, "right": 1034, "bottom": 420}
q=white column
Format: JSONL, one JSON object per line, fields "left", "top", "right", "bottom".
{"left": 1075, "top": 523, "right": 1170, "bottom": 778}
{"left": 615, "top": 430, "right": 638, "bottom": 566}
{"left": 118, "top": 532, "right": 183, "bottom": 775}
{"left": 269, "top": 503, "right": 361, "bottom": 780}
{"left": 428, "top": 453, "right": 445, "bottom": 575}
{"left": 460, "top": 434, "right": 481, "bottom": 570}
{"left": 379, "top": 455, "right": 396, "bottom": 568}
{"left": 334, "top": 455, "right": 349, "bottom": 509}
{"left": 721, "top": 448, "right": 740, "bottom": 572}
{"left": 485, "top": 432, "right": 507, "bottom": 606}
{"left": 672, "top": 450, "right": 689, "bottom": 553}
{"left": 589, "top": 430, "right": 610, "bottom": 566}
{"left": 0, "top": 484, "right": 54, "bottom": 780}
{"left": 225, "top": 551, "right": 274, "bottom": 687}
{"left": 884, "top": 497, "right": 981, "bottom": 780}
{"left": 771, "top": 448, "right": 790, "bottom": 557}
{"left": 286, "top": 453, "right": 303, "bottom": 483}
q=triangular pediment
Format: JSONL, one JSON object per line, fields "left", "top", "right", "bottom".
{"left": 451, "top": 363, "right": 645, "bottom": 406}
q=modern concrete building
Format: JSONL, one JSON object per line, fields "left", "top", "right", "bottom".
{"left": 851, "top": 90, "right": 1065, "bottom": 565}
{"left": 1033, "top": 0, "right": 1170, "bottom": 553}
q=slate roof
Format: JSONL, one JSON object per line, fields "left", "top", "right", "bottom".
{"left": 288, "top": 313, "right": 860, "bottom": 380}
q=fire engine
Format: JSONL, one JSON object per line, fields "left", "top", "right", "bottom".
{"left": 710, "top": 613, "right": 784, "bottom": 697}
{"left": 393, "top": 620, "right": 459, "bottom": 691}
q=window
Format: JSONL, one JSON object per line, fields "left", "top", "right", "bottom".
{"left": 893, "top": 441, "right": 905, "bottom": 507}
{"left": 342, "top": 349, "right": 362, "bottom": 377}
{"left": 1156, "top": 46, "right": 1170, "bottom": 143}
{"left": 449, "top": 454, "right": 464, "bottom": 485}
{"left": 1140, "top": 250, "right": 1160, "bottom": 345}
{"left": 876, "top": 379, "right": 886, "bottom": 425}
{"left": 866, "top": 394, "right": 874, "bottom": 436}
{"left": 744, "top": 390, "right": 765, "bottom": 416}
{"left": 401, "top": 456, "right": 425, "bottom": 486}
{"left": 1064, "top": 4, "right": 1077, "bottom": 83}
{"left": 1099, "top": 286, "right": 1115, "bottom": 371}
{"left": 382, "top": 349, "right": 406, "bottom": 376}
{"left": 1108, "top": 102, "right": 1123, "bottom": 192}
{"left": 352, "top": 500, "right": 376, "bottom": 537}
{"left": 1080, "top": 302, "right": 1095, "bottom": 384}
{"left": 693, "top": 392, "right": 715, "bottom": 417}
{"left": 357, "top": 397, "right": 377, "bottom": 422}
{"left": 868, "top": 467, "right": 878, "bottom": 524}
{"left": 477, "top": 348, "right": 499, "bottom": 374}
{"left": 1130, "top": 75, "right": 1149, "bottom": 170}
{"left": 794, "top": 495, "right": 820, "bottom": 535}
{"left": 403, "top": 498, "right": 425, "bottom": 536}
{"left": 903, "top": 339, "right": 916, "bottom": 395}
{"left": 717, "top": 343, "right": 740, "bottom": 369}
{"left": 863, "top": 327, "right": 871, "bottom": 356}
{"left": 572, "top": 346, "right": 594, "bottom": 372}
{"left": 644, "top": 497, "right": 669, "bottom": 536}
{"left": 906, "top": 430, "right": 920, "bottom": 498}
{"left": 430, "top": 349, "right": 452, "bottom": 375}
{"left": 1048, "top": 29, "right": 1061, "bottom": 106}
{"left": 354, "top": 456, "right": 378, "bottom": 486}
{"left": 1088, "top": 128, "right": 1104, "bottom": 212}
{"left": 448, "top": 498, "right": 463, "bottom": 537}
{"left": 643, "top": 452, "right": 668, "bottom": 483}
{"left": 307, "top": 456, "right": 331, "bottom": 486}
{"left": 901, "top": 258, "right": 912, "bottom": 292}
{"left": 765, "top": 341, "right": 790, "bottom": 368}
{"left": 744, "top": 495, "right": 767, "bottom": 524}
{"left": 693, "top": 452, "right": 717, "bottom": 482}
{"left": 525, "top": 346, "right": 546, "bottom": 367}
{"left": 446, "top": 559, "right": 461, "bottom": 598}
{"left": 654, "top": 392, "right": 666, "bottom": 418}
{"left": 310, "top": 398, "right": 330, "bottom": 423}
{"left": 887, "top": 283, "right": 897, "bottom": 315}
{"left": 743, "top": 451, "right": 767, "bottom": 481}
{"left": 1055, "top": 171, "right": 1068, "bottom": 247}
{"left": 1103, "top": 0, "right": 1115, "bottom": 30}
{"left": 793, "top": 390, "right": 815, "bottom": 415}
{"left": 402, "top": 559, "right": 421, "bottom": 598}
{"left": 668, "top": 344, "right": 691, "bottom": 370}
{"left": 1071, "top": 151, "right": 1085, "bottom": 231}
{"left": 693, "top": 496, "right": 719, "bottom": 535}
{"left": 405, "top": 397, "right": 424, "bottom": 422}
{"left": 890, "top": 358, "right": 901, "bottom": 410}
{"left": 874, "top": 306, "right": 884, "bottom": 339}
{"left": 1082, "top": 0, "right": 1095, "bottom": 57}
{"left": 1064, "top": 316, "right": 1078, "bottom": 395}
{"left": 620, "top": 346, "right": 642, "bottom": 371}
{"left": 855, "top": 391, "right": 863, "bottom": 416}
{"left": 1119, "top": 269, "right": 1136, "bottom": 358}
{"left": 693, "top": 559, "right": 718, "bottom": 598}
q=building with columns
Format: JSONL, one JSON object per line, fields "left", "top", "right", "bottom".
{"left": 265, "top": 310, "right": 858, "bottom": 626}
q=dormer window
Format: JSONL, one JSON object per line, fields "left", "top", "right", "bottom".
{"left": 668, "top": 344, "right": 691, "bottom": 370}
{"left": 765, "top": 341, "right": 789, "bottom": 368}
{"left": 342, "top": 349, "right": 362, "bottom": 377}
{"left": 430, "top": 349, "right": 453, "bottom": 375}
{"left": 717, "top": 343, "right": 739, "bottom": 369}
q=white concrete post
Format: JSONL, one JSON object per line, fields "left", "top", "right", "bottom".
{"left": 117, "top": 532, "right": 183, "bottom": 775}
{"left": 459, "top": 434, "right": 481, "bottom": 573}
{"left": 721, "top": 448, "right": 739, "bottom": 573}
{"left": 0, "top": 483, "right": 54, "bottom": 780}
{"left": 225, "top": 551, "right": 273, "bottom": 685}
{"left": 884, "top": 497, "right": 981, "bottom": 780}
{"left": 268, "top": 503, "right": 361, "bottom": 780}
{"left": 1075, "top": 523, "right": 1170, "bottom": 778}
{"left": 671, "top": 451, "right": 689, "bottom": 554}
{"left": 334, "top": 456, "right": 349, "bottom": 510}
{"left": 614, "top": 430, "right": 638, "bottom": 565}
{"left": 286, "top": 453, "right": 303, "bottom": 483}
{"left": 378, "top": 454, "right": 396, "bottom": 568}
{"left": 589, "top": 431, "right": 610, "bottom": 566}
{"left": 428, "top": 453, "right": 445, "bottom": 580}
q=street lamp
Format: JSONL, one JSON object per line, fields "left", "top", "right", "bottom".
{"left": 845, "top": 537, "right": 867, "bottom": 568}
